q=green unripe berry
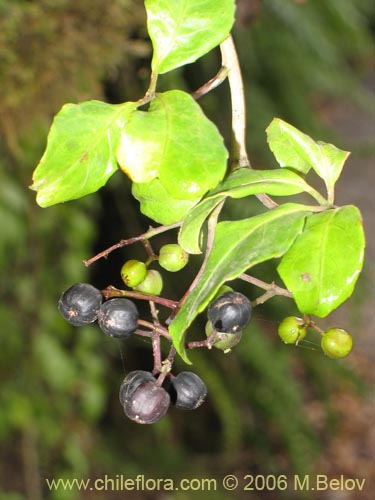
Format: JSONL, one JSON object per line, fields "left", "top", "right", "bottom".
{"left": 134, "top": 270, "right": 163, "bottom": 296}
{"left": 121, "top": 260, "right": 147, "bottom": 288}
{"left": 158, "top": 244, "right": 189, "bottom": 272}
{"left": 205, "top": 320, "right": 242, "bottom": 353}
{"left": 278, "top": 316, "right": 307, "bottom": 344}
{"left": 321, "top": 328, "right": 353, "bottom": 359}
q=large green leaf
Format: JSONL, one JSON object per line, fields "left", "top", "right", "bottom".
{"left": 179, "top": 168, "right": 316, "bottom": 254}
{"left": 170, "top": 203, "right": 311, "bottom": 362}
{"left": 117, "top": 90, "right": 228, "bottom": 200}
{"left": 31, "top": 100, "right": 137, "bottom": 207}
{"left": 145, "top": 0, "right": 235, "bottom": 74}
{"left": 266, "top": 118, "right": 350, "bottom": 193}
{"left": 277, "top": 205, "right": 365, "bottom": 318}
{"left": 132, "top": 178, "right": 200, "bottom": 225}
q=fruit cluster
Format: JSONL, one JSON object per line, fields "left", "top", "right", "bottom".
{"left": 120, "top": 370, "right": 207, "bottom": 424}
{"left": 58, "top": 280, "right": 211, "bottom": 424}
{"left": 120, "top": 243, "right": 189, "bottom": 296}
{"left": 58, "top": 283, "right": 139, "bottom": 338}
{"left": 277, "top": 316, "right": 353, "bottom": 358}
{"left": 57, "top": 241, "right": 353, "bottom": 425}
{"left": 57, "top": 267, "right": 254, "bottom": 424}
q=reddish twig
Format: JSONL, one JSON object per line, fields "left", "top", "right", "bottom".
{"left": 83, "top": 222, "right": 182, "bottom": 267}
{"left": 102, "top": 285, "right": 178, "bottom": 311}
{"left": 240, "top": 273, "right": 292, "bottom": 298}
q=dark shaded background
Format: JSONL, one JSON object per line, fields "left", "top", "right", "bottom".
{"left": 0, "top": 1, "right": 374, "bottom": 499}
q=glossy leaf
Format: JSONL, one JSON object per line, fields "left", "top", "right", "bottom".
{"left": 178, "top": 195, "right": 225, "bottom": 254}
{"left": 315, "top": 141, "right": 350, "bottom": 196}
{"left": 171, "top": 203, "right": 311, "bottom": 362}
{"left": 266, "top": 118, "right": 350, "bottom": 192}
{"left": 132, "top": 178, "right": 199, "bottom": 225}
{"left": 145, "top": 0, "right": 235, "bottom": 74}
{"left": 266, "top": 119, "right": 313, "bottom": 174}
{"left": 118, "top": 90, "right": 228, "bottom": 200}
{"left": 31, "top": 101, "right": 137, "bottom": 207}
{"left": 277, "top": 205, "right": 365, "bottom": 318}
{"left": 179, "top": 168, "right": 315, "bottom": 254}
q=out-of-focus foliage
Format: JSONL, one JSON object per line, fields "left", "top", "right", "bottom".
{"left": 0, "top": 0, "right": 147, "bottom": 153}
{"left": 235, "top": 0, "right": 374, "bottom": 157}
{"left": 0, "top": 0, "right": 373, "bottom": 499}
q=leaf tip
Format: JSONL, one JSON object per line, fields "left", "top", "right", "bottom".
{"left": 177, "top": 343, "right": 192, "bottom": 366}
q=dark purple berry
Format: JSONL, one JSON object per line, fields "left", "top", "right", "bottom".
{"left": 119, "top": 370, "right": 155, "bottom": 406}
{"left": 98, "top": 298, "right": 139, "bottom": 338}
{"left": 208, "top": 291, "right": 251, "bottom": 334}
{"left": 123, "top": 381, "right": 170, "bottom": 424}
{"left": 169, "top": 371, "right": 207, "bottom": 410}
{"left": 58, "top": 283, "right": 103, "bottom": 326}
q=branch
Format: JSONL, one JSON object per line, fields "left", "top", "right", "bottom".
{"left": 137, "top": 318, "right": 172, "bottom": 340}
{"left": 220, "top": 35, "right": 278, "bottom": 210}
{"left": 102, "top": 285, "right": 178, "bottom": 311}
{"left": 156, "top": 345, "right": 176, "bottom": 386}
{"left": 83, "top": 222, "right": 181, "bottom": 266}
{"left": 187, "top": 328, "right": 217, "bottom": 350}
{"left": 220, "top": 35, "right": 249, "bottom": 170}
{"left": 192, "top": 66, "right": 229, "bottom": 100}
{"left": 239, "top": 273, "right": 293, "bottom": 300}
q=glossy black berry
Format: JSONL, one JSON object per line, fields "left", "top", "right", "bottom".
{"left": 169, "top": 371, "right": 207, "bottom": 410}
{"left": 207, "top": 291, "right": 251, "bottom": 334}
{"left": 58, "top": 283, "right": 103, "bottom": 326}
{"left": 98, "top": 298, "right": 139, "bottom": 338}
{"left": 119, "top": 370, "right": 155, "bottom": 406}
{"left": 123, "top": 381, "right": 170, "bottom": 424}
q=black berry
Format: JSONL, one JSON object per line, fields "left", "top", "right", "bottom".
{"left": 169, "top": 371, "right": 207, "bottom": 410}
{"left": 123, "top": 381, "right": 170, "bottom": 424}
{"left": 98, "top": 298, "right": 139, "bottom": 338}
{"left": 119, "top": 370, "right": 155, "bottom": 406}
{"left": 208, "top": 291, "right": 251, "bottom": 334}
{"left": 58, "top": 283, "right": 103, "bottom": 326}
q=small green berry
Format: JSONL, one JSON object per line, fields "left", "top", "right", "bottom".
{"left": 134, "top": 270, "right": 163, "bottom": 296}
{"left": 321, "top": 328, "right": 353, "bottom": 359}
{"left": 121, "top": 259, "right": 147, "bottom": 288}
{"left": 205, "top": 320, "right": 242, "bottom": 352}
{"left": 278, "top": 316, "right": 307, "bottom": 344}
{"left": 159, "top": 244, "right": 189, "bottom": 272}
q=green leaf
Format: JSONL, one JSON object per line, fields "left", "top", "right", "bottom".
{"left": 266, "top": 118, "right": 350, "bottom": 195}
{"left": 179, "top": 168, "right": 315, "bottom": 254}
{"left": 315, "top": 141, "right": 350, "bottom": 196}
{"left": 31, "top": 101, "right": 137, "bottom": 207}
{"left": 118, "top": 90, "right": 228, "bottom": 200}
{"left": 266, "top": 119, "right": 314, "bottom": 174}
{"left": 132, "top": 178, "right": 200, "bottom": 225}
{"left": 211, "top": 167, "right": 314, "bottom": 198}
{"left": 145, "top": 0, "right": 235, "bottom": 74}
{"left": 178, "top": 195, "right": 225, "bottom": 254}
{"left": 170, "top": 203, "right": 311, "bottom": 362}
{"left": 277, "top": 205, "right": 365, "bottom": 318}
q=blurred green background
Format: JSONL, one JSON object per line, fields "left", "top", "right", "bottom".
{"left": 0, "top": 1, "right": 374, "bottom": 499}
